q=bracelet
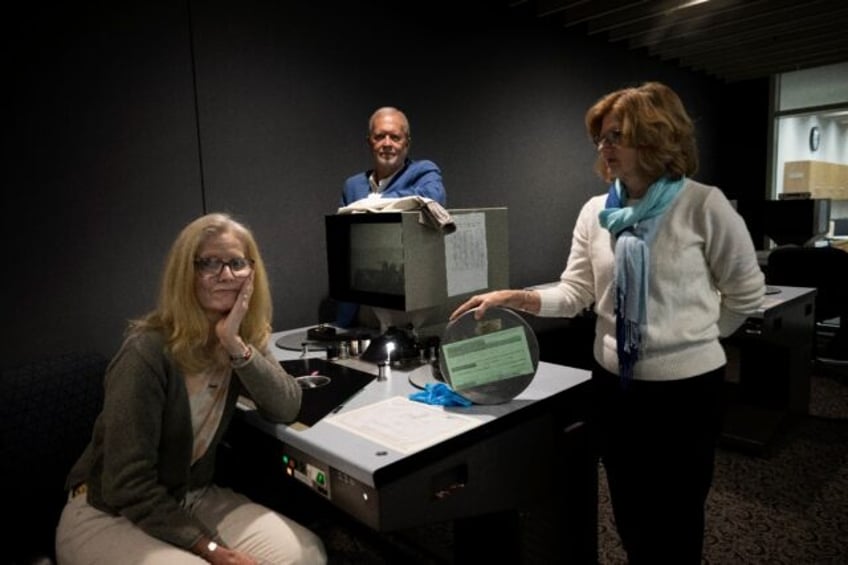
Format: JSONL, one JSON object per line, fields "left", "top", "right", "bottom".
{"left": 519, "top": 289, "right": 532, "bottom": 312}
{"left": 230, "top": 345, "right": 252, "bottom": 364}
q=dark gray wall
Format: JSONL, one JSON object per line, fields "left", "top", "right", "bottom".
{"left": 8, "top": 2, "right": 202, "bottom": 367}
{"left": 5, "top": 1, "right": 767, "bottom": 367}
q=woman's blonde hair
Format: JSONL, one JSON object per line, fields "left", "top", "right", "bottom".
{"left": 585, "top": 81, "right": 698, "bottom": 183}
{"left": 130, "top": 213, "right": 273, "bottom": 373}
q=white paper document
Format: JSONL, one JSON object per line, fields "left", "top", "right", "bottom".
{"left": 325, "top": 396, "right": 481, "bottom": 454}
{"left": 445, "top": 212, "right": 488, "bottom": 297}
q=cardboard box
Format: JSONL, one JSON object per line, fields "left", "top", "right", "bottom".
{"left": 783, "top": 160, "right": 848, "bottom": 199}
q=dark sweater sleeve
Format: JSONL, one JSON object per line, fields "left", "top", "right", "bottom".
{"left": 234, "top": 345, "right": 302, "bottom": 424}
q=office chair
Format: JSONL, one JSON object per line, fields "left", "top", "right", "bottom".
{"left": 766, "top": 245, "right": 848, "bottom": 366}
{"left": 1, "top": 352, "right": 107, "bottom": 564}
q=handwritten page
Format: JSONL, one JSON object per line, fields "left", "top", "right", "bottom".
{"left": 325, "top": 396, "right": 481, "bottom": 454}
{"left": 445, "top": 212, "right": 488, "bottom": 297}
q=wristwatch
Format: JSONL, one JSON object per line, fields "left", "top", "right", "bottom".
{"left": 207, "top": 540, "right": 218, "bottom": 554}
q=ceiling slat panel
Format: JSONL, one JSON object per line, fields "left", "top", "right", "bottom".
{"left": 509, "top": 0, "right": 848, "bottom": 82}
{"left": 586, "top": 0, "right": 727, "bottom": 35}
{"left": 627, "top": 1, "right": 848, "bottom": 50}
{"left": 606, "top": 0, "right": 764, "bottom": 44}
{"left": 548, "top": 0, "right": 649, "bottom": 27}
{"left": 648, "top": 15, "right": 848, "bottom": 61}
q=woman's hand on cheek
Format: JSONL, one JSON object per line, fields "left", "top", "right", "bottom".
{"left": 216, "top": 273, "right": 254, "bottom": 353}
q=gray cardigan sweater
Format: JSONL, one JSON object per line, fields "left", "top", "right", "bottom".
{"left": 65, "top": 330, "right": 302, "bottom": 550}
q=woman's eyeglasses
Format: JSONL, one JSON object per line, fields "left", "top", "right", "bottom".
{"left": 194, "top": 257, "right": 254, "bottom": 278}
{"left": 592, "top": 129, "right": 623, "bottom": 148}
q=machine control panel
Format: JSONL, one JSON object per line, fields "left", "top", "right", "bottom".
{"left": 282, "top": 445, "right": 331, "bottom": 499}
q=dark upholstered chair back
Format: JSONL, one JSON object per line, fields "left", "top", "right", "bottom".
{"left": 767, "top": 245, "right": 848, "bottom": 324}
{"left": 0, "top": 352, "right": 107, "bottom": 565}
{"left": 767, "top": 245, "right": 848, "bottom": 361}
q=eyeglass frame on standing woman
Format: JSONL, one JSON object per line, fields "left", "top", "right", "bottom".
{"left": 592, "top": 129, "right": 624, "bottom": 149}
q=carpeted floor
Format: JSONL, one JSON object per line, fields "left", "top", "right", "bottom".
{"left": 598, "top": 367, "right": 848, "bottom": 565}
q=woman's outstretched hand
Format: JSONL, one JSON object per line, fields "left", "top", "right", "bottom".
{"left": 449, "top": 289, "right": 531, "bottom": 321}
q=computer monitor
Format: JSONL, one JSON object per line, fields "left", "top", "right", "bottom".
{"left": 833, "top": 217, "right": 848, "bottom": 237}
{"left": 763, "top": 198, "right": 831, "bottom": 247}
{"left": 325, "top": 207, "right": 509, "bottom": 341}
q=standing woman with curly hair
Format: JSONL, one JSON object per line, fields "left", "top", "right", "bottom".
{"left": 57, "top": 213, "right": 326, "bottom": 564}
{"left": 451, "top": 82, "right": 765, "bottom": 563}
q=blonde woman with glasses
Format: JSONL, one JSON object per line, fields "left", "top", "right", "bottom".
{"left": 57, "top": 213, "right": 326, "bottom": 564}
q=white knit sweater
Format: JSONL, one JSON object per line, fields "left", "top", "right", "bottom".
{"left": 536, "top": 179, "right": 765, "bottom": 381}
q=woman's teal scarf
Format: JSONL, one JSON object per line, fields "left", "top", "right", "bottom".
{"left": 599, "top": 176, "right": 686, "bottom": 381}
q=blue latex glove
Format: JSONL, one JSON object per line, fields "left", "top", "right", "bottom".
{"left": 409, "top": 382, "right": 472, "bottom": 407}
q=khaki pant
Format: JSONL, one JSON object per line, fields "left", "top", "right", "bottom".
{"left": 55, "top": 484, "right": 326, "bottom": 565}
